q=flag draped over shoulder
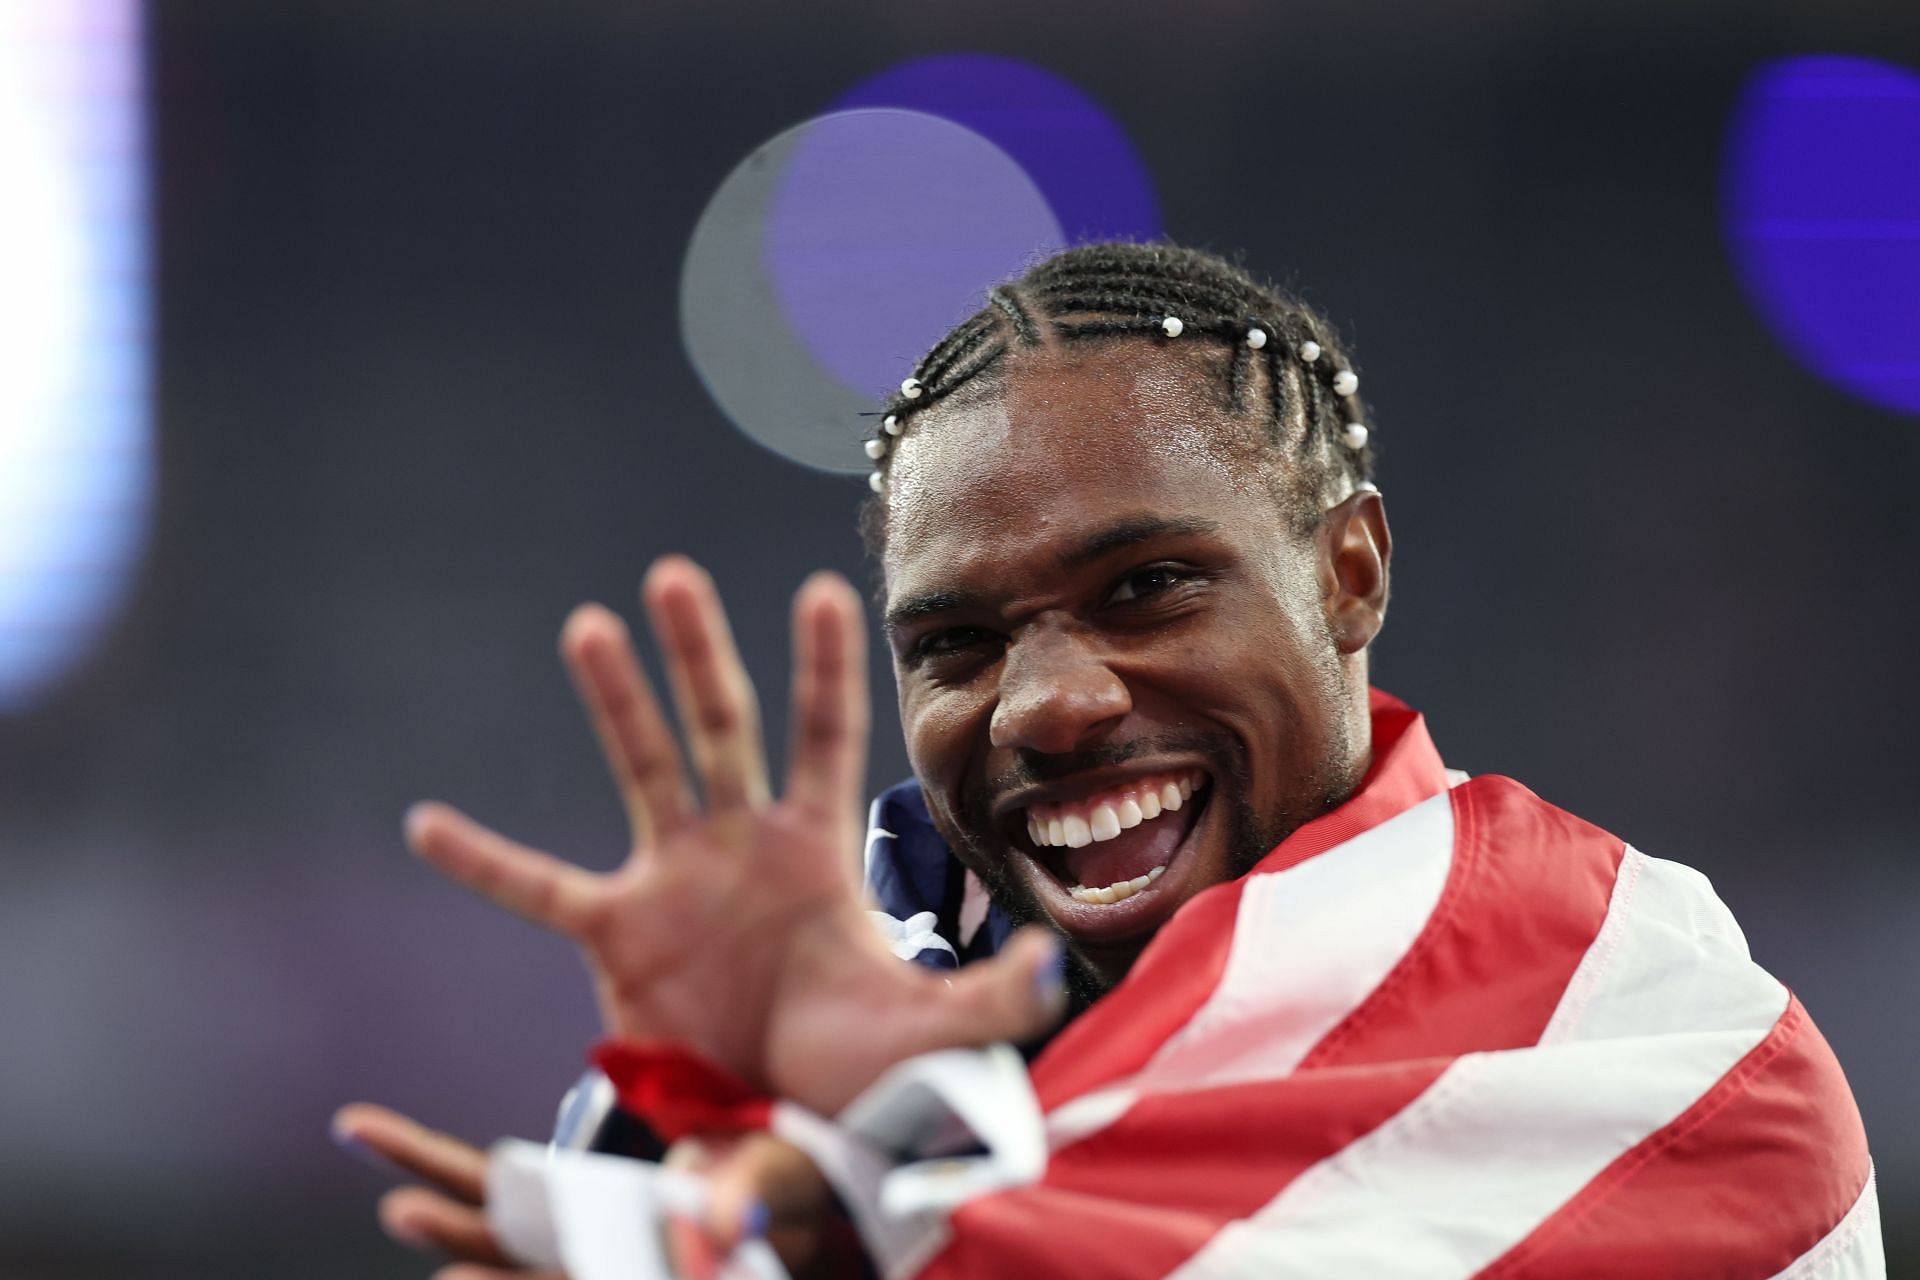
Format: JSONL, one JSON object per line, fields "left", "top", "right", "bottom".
{"left": 892, "top": 694, "right": 1879, "bottom": 1280}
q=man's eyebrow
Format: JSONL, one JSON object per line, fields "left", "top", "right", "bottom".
{"left": 884, "top": 588, "right": 980, "bottom": 631}
{"left": 1059, "top": 515, "right": 1222, "bottom": 572}
{"left": 884, "top": 516, "right": 1220, "bottom": 632}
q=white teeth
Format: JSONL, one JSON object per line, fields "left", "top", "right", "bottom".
{"left": 1069, "top": 864, "right": 1168, "bottom": 904}
{"left": 1025, "top": 773, "right": 1208, "bottom": 847}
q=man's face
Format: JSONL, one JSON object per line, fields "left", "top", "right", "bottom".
{"left": 881, "top": 341, "right": 1383, "bottom": 990}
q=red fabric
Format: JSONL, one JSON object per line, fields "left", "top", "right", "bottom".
{"left": 915, "top": 694, "right": 1873, "bottom": 1280}
{"left": 1298, "top": 777, "right": 1624, "bottom": 1070}
{"left": 935, "top": 778, "right": 1621, "bottom": 1280}
{"left": 1028, "top": 689, "right": 1451, "bottom": 1111}
{"left": 1483, "top": 997, "right": 1873, "bottom": 1278}
{"left": 589, "top": 1040, "right": 773, "bottom": 1143}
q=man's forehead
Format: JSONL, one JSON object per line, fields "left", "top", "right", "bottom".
{"left": 886, "top": 349, "right": 1257, "bottom": 517}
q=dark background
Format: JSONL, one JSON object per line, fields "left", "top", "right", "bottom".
{"left": 3, "top": 1, "right": 1917, "bottom": 1274}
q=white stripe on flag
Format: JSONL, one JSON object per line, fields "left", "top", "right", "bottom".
{"left": 1767, "top": 1166, "right": 1885, "bottom": 1280}
{"left": 1167, "top": 848, "right": 1790, "bottom": 1280}
{"left": 1046, "top": 792, "right": 1455, "bottom": 1149}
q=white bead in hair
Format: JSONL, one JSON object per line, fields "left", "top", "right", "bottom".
{"left": 900, "top": 377, "right": 923, "bottom": 399}
{"left": 1246, "top": 327, "right": 1268, "bottom": 350}
{"left": 1161, "top": 315, "right": 1185, "bottom": 337}
{"left": 863, "top": 437, "right": 887, "bottom": 460}
{"left": 1299, "top": 340, "right": 1322, "bottom": 363}
{"left": 868, "top": 470, "right": 886, "bottom": 493}
{"left": 1341, "top": 422, "right": 1369, "bottom": 450}
{"left": 1332, "top": 370, "right": 1359, "bottom": 396}
{"left": 883, "top": 414, "right": 902, "bottom": 436}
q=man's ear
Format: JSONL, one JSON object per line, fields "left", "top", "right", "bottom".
{"left": 1318, "top": 490, "right": 1391, "bottom": 655}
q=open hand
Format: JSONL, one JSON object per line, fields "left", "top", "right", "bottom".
{"left": 407, "top": 556, "right": 1062, "bottom": 1115}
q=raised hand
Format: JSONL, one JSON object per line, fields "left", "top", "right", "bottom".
{"left": 406, "top": 557, "right": 1062, "bottom": 1116}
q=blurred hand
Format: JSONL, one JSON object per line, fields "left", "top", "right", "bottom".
{"left": 664, "top": 1132, "right": 855, "bottom": 1280}
{"left": 406, "top": 556, "right": 1062, "bottom": 1115}
{"left": 331, "top": 1101, "right": 561, "bottom": 1279}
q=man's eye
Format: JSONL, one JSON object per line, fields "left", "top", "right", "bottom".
{"left": 1106, "top": 565, "right": 1190, "bottom": 605}
{"left": 914, "top": 626, "right": 994, "bottom": 659}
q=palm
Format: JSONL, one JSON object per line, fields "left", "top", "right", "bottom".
{"left": 408, "top": 558, "right": 1058, "bottom": 1116}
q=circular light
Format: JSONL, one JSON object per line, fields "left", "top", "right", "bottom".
{"left": 681, "top": 109, "right": 1062, "bottom": 473}
{"left": 1724, "top": 55, "right": 1920, "bottom": 417}
{"left": 832, "top": 53, "right": 1161, "bottom": 246}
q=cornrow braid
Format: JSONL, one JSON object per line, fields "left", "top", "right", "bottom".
{"left": 858, "top": 243, "right": 1375, "bottom": 551}
{"left": 988, "top": 285, "right": 1039, "bottom": 345}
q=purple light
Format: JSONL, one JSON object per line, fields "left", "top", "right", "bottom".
{"left": 683, "top": 58, "right": 1162, "bottom": 473}
{"left": 831, "top": 53, "right": 1161, "bottom": 246}
{"left": 1724, "top": 55, "right": 1920, "bottom": 416}
{"left": 684, "top": 111, "right": 1061, "bottom": 473}
{"left": 763, "top": 109, "right": 1064, "bottom": 404}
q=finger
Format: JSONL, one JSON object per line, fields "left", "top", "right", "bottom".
{"left": 332, "top": 1103, "right": 487, "bottom": 1203}
{"left": 560, "top": 603, "right": 694, "bottom": 846}
{"left": 667, "top": 1212, "right": 723, "bottom": 1280}
{"left": 380, "top": 1185, "right": 514, "bottom": 1265}
{"left": 784, "top": 573, "right": 870, "bottom": 836}
{"left": 406, "top": 802, "right": 601, "bottom": 936}
{"left": 701, "top": 1133, "right": 826, "bottom": 1252}
{"left": 642, "top": 556, "right": 771, "bottom": 817}
{"left": 908, "top": 926, "right": 1067, "bottom": 1054}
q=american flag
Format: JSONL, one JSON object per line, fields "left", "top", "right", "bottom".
{"left": 891, "top": 698, "right": 1880, "bottom": 1279}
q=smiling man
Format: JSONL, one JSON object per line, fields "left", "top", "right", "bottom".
{"left": 339, "top": 244, "right": 1881, "bottom": 1279}
{"left": 863, "top": 251, "right": 1382, "bottom": 1000}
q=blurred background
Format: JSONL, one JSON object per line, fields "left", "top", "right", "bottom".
{"left": 2, "top": 0, "right": 1917, "bottom": 1274}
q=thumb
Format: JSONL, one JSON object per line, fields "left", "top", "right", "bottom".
{"left": 917, "top": 926, "right": 1067, "bottom": 1053}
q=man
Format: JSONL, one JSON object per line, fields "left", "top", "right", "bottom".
{"left": 336, "top": 244, "right": 1879, "bottom": 1278}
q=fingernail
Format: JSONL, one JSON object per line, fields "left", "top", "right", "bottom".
{"left": 742, "top": 1198, "right": 770, "bottom": 1240}
{"left": 330, "top": 1120, "right": 378, "bottom": 1168}
{"left": 388, "top": 1216, "right": 430, "bottom": 1248}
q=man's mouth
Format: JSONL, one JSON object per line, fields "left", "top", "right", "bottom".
{"left": 1003, "top": 768, "right": 1213, "bottom": 939}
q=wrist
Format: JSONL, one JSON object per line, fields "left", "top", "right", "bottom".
{"left": 591, "top": 1038, "right": 775, "bottom": 1143}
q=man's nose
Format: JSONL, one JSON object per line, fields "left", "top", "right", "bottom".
{"left": 989, "top": 629, "right": 1131, "bottom": 755}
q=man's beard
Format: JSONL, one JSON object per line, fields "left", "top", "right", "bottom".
{"left": 933, "top": 723, "right": 1354, "bottom": 1011}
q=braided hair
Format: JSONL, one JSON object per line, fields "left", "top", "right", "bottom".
{"left": 859, "top": 243, "right": 1375, "bottom": 555}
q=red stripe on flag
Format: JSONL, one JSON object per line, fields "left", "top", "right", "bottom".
{"left": 1302, "top": 777, "right": 1625, "bottom": 1070}
{"left": 1029, "top": 882, "right": 1242, "bottom": 1112}
{"left": 1478, "top": 996, "right": 1873, "bottom": 1279}
{"left": 930, "top": 1060, "right": 1453, "bottom": 1280}
{"left": 925, "top": 1186, "right": 1219, "bottom": 1280}
{"left": 1048, "top": 1057, "right": 1453, "bottom": 1220}
{"left": 921, "top": 778, "right": 1627, "bottom": 1280}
